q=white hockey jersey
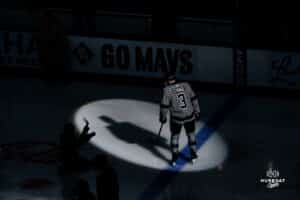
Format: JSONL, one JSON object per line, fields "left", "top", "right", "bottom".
{"left": 160, "top": 82, "right": 200, "bottom": 124}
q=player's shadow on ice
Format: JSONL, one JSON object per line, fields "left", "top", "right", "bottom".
{"left": 99, "top": 115, "right": 170, "bottom": 163}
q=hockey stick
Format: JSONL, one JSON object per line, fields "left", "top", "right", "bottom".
{"left": 157, "top": 123, "right": 164, "bottom": 138}
{"left": 149, "top": 123, "right": 164, "bottom": 144}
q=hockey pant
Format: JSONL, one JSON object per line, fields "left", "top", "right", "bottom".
{"left": 170, "top": 120, "right": 197, "bottom": 155}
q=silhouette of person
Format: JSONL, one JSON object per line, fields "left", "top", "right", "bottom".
{"left": 60, "top": 172, "right": 78, "bottom": 200}
{"left": 99, "top": 115, "right": 170, "bottom": 163}
{"left": 58, "top": 119, "right": 95, "bottom": 174}
{"left": 73, "top": 178, "right": 96, "bottom": 200}
{"left": 95, "top": 154, "right": 119, "bottom": 200}
{"left": 296, "top": 161, "right": 300, "bottom": 190}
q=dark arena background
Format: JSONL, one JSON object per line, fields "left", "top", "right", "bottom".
{"left": 1, "top": 2, "right": 300, "bottom": 200}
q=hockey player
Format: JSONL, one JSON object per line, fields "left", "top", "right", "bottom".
{"left": 159, "top": 74, "right": 200, "bottom": 166}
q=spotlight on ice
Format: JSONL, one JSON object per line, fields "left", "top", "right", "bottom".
{"left": 73, "top": 99, "right": 228, "bottom": 172}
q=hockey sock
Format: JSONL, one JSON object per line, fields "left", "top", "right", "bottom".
{"left": 187, "top": 132, "right": 197, "bottom": 153}
{"left": 171, "top": 134, "right": 179, "bottom": 155}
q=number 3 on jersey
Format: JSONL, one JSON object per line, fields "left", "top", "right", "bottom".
{"left": 177, "top": 93, "right": 187, "bottom": 109}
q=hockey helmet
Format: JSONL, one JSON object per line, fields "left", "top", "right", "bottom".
{"left": 164, "top": 72, "right": 176, "bottom": 81}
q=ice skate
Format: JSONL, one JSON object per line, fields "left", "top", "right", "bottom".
{"left": 170, "top": 153, "right": 178, "bottom": 167}
{"left": 190, "top": 150, "right": 198, "bottom": 164}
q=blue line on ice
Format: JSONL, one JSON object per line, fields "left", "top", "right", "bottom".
{"left": 138, "top": 94, "right": 243, "bottom": 200}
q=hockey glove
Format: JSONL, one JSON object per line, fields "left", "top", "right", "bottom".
{"left": 194, "top": 112, "right": 200, "bottom": 121}
{"left": 159, "top": 115, "right": 167, "bottom": 124}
